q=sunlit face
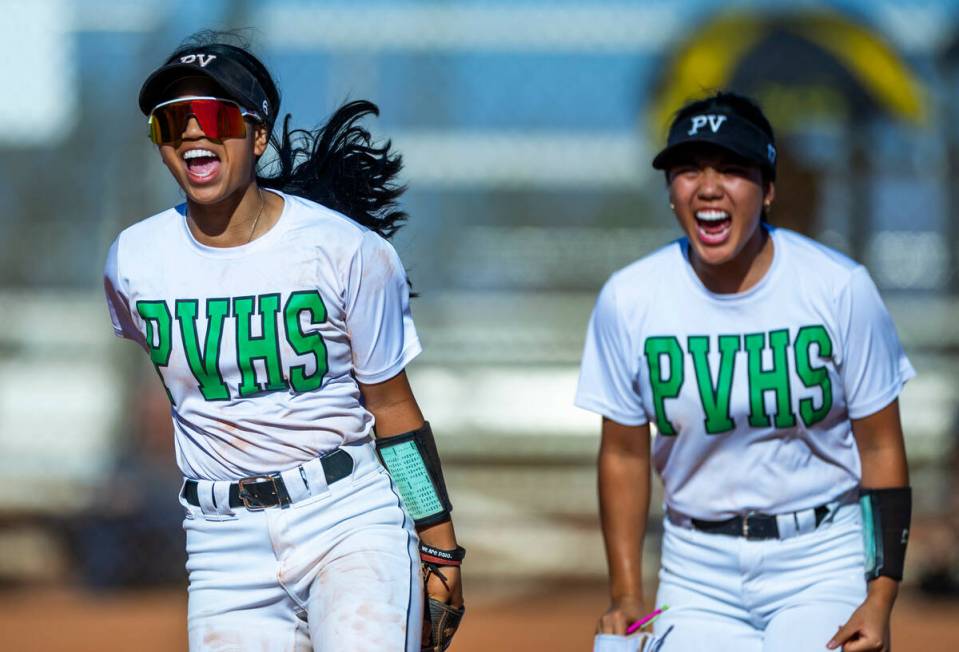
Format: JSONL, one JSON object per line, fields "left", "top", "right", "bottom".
{"left": 155, "top": 77, "right": 269, "bottom": 206}
{"left": 667, "top": 146, "right": 775, "bottom": 268}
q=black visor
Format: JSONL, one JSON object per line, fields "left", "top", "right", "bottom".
{"left": 652, "top": 111, "right": 777, "bottom": 179}
{"left": 139, "top": 46, "right": 273, "bottom": 124}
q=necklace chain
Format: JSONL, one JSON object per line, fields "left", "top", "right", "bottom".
{"left": 186, "top": 189, "right": 266, "bottom": 245}
{"left": 246, "top": 189, "right": 265, "bottom": 244}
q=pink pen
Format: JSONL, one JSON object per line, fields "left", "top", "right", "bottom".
{"left": 625, "top": 605, "right": 669, "bottom": 635}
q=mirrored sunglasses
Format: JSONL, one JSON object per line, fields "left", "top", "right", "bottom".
{"left": 148, "top": 96, "right": 262, "bottom": 145}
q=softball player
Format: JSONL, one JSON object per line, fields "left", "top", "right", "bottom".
{"left": 576, "top": 92, "right": 912, "bottom": 651}
{"left": 104, "top": 33, "right": 464, "bottom": 651}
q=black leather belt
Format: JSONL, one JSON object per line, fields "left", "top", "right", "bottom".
{"left": 184, "top": 448, "right": 355, "bottom": 510}
{"left": 691, "top": 505, "right": 830, "bottom": 540}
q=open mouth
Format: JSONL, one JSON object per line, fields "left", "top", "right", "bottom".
{"left": 182, "top": 148, "right": 221, "bottom": 182}
{"left": 694, "top": 209, "right": 732, "bottom": 245}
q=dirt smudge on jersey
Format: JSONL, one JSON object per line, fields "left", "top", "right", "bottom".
{"left": 308, "top": 547, "right": 413, "bottom": 651}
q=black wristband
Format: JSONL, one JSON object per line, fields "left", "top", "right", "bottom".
{"left": 860, "top": 487, "right": 911, "bottom": 582}
{"left": 419, "top": 543, "right": 466, "bottom": 565}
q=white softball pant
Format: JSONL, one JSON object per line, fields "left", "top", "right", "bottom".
{"left": 653, "top": 501, "right": 867, "bottom": 651}
{"left": 178, "top": 440, "right": 422, "bottom": 652}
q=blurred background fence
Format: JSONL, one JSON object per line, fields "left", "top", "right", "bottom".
{"left": 1, "top": 0, "right": 959, "bottom": 649}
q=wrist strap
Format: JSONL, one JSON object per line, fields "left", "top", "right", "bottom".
{"left": 420, "top": 543, "right": 466, "bottom": 566}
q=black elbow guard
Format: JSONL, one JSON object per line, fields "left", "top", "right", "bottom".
{"left": 859, "top": 486, "right": 911, "bottom": 582}
{"left": 376, "top": 422, "right": 453, "bottom": 527}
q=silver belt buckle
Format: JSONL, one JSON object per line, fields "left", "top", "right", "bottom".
{"left": 742, "top": 511, "right": 756, "bottom": 538}
{"left": 237, "top": 475, "right": 281, "bottom": 511}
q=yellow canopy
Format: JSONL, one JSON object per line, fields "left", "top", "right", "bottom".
{"left": 650, "top": 11, "right": 926, "bottom": 137}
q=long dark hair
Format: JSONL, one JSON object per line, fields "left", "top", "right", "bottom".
{"left": 172, "top": 30, "right": 407, "bottom": 240}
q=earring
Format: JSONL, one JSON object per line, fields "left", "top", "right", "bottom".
{"left": 669, "top": 203, "right": 675, "bottom": 210}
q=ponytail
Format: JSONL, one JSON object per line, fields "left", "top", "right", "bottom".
{"left": 258, "top": 101, "right": 408, "bottom": 240}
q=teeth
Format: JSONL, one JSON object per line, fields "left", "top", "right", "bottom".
{"left": 695, "top": 210, "right": 729, "bottom": 222}
{"left": 183, "top": 149, "right": 216, "bottom": 160}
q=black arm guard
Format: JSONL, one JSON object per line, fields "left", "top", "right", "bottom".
{"left": 376, "top": 422, "right": 453, "bottom": 527}
{"left": 859, "top": 486, "right": 911, "bottom": 582}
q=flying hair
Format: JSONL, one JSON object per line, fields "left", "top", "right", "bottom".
{"left": 260, "top": 105, "right": 407, "bottom": 240}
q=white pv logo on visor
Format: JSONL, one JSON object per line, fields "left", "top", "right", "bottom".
{"left": 687, "top": 114, "right": 727, "bottom": 135}
{"left": 180, "top": 54, "right": 217, "bottom": 68}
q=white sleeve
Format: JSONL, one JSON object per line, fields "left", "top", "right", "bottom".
{"left": 574, "top": 278, "right": 649, "bottom": 426}
{"left": 103, "top": 236, "right": 145, "bottom": 346}
{"left": 838, "top": 266, "right": 915, "bottom": 419}
{"left": 345, "top": 231, "right": 422, "bottom": 384}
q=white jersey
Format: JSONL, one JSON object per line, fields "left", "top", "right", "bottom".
{"left": 104, "top": 190, "right": 421, "bottom": 480}
{"left": 575, "top": 227, "right": 914, "bottom": 520}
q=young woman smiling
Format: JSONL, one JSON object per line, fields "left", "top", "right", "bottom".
{"left": 104, "top": 33, "right": 465, "bottom": 651}
{"left": 577, "top": 92, "right": 913, "bottom": 651}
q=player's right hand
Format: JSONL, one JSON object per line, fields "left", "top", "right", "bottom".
{"left": 597, "top": 595, "right": 647, "bottom": 634}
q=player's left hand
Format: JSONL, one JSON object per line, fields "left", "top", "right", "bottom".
{"left": 422, "top": 563, "right": 464, "bottom": 651}
{"left": 826, "top": 591, "right": 894, "bottom": 651}
{"left": 426, "top": 563, "right": 463, "bottom": 607}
